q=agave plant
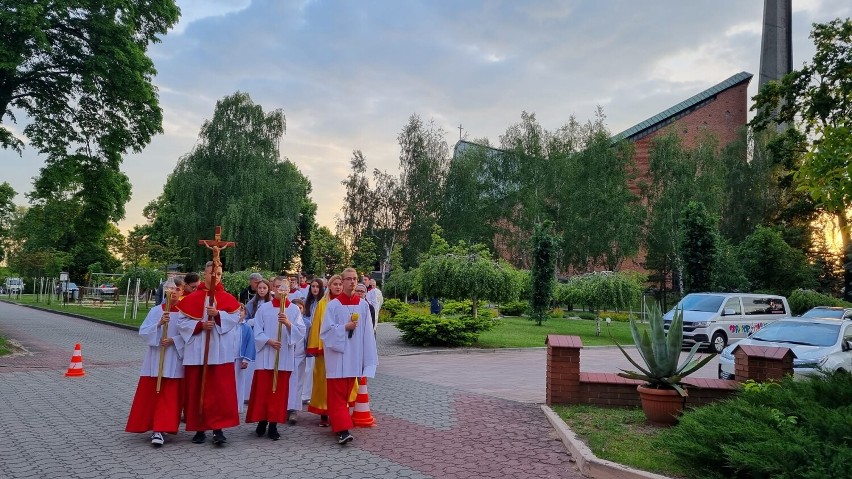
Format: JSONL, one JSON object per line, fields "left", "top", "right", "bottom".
{"left": 614, "top": 303, "right": 716, "bottom": 396}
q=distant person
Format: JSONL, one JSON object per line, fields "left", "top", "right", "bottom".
{"left": 246, "top": 281, "right": 305, "bottom": 440}
{"left": 320, "top": 267, "right": 379, "bottom": 445}
{"left": 125, "top": 281, "right": 184, "bottom": 446}
{"left": 287, "top": 297, "right": 307, "bottom": 425}
{"left": 239, "top": 272, "right": 263, "bottom": 304}
{"left": 366, "top": 278, "right": 384, "bottom": 332}
{"left": 182, "top": 273, "right": 200, "bottom": 298}
{"left": 355, "top": 283, "right": 377, "bottom": 331}
{"left": 430, "top": 297, "right": 442, "bottom": 315}
{"left": 301, "top": 278, "right": 325, "bottom": 405}
{"left": 175, "top": 261, "right": 241, "bottom": 446}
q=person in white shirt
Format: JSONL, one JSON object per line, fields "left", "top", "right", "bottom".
{"left": 320, "top": 268, "right": 379, "bottom": 445}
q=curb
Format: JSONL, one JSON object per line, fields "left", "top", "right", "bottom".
{"left": 0, "top": 300, "right": 138, "bottom": 332}
{"left": 541, "top": 405, "right": 672, "bottom": 479}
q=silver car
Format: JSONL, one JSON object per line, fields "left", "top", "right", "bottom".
{"left": 718, "top": 317, "right": 852, "bottom": 379}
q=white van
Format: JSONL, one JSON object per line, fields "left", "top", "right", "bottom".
{"left": 663, "top": 293, "right": 791, "bottom": 353}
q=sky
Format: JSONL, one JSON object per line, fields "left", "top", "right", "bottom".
{"left": 2, "top": 0, "right": 850, "bottom": 233}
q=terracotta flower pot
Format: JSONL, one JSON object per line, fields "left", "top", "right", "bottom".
{"left": 637, "top": 384, "right": 686, "bottom": 427}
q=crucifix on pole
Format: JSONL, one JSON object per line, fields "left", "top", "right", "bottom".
{"left": 196, "top": 225, "right": 236, "bottom": 413}
{"left": 458, "top": 123, "right": 463, "bottom": 140}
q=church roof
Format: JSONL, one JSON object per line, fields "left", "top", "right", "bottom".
{"left": 611, "top": 71, "right": 753, "bottom": 143}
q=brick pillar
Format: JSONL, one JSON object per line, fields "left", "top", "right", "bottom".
{"left": 546, "top": 335, "right": 582, "bottom": 405}
{"left": 733, "top": 345, "right": 795, "bottom": 382}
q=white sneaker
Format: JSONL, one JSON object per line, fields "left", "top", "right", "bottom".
{"left": 151, "top": 432, "right": 164, "bottom": 446}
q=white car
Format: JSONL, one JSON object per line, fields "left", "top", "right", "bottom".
{"left": 718, "top": 317, "right": 852, "bottom": 379}
{"left": 800, "top": 306, "right": 852, "bottom": 320}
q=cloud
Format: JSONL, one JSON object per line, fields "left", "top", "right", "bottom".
{"left": 1, "top": 0, "right": 848, "bottom": 235}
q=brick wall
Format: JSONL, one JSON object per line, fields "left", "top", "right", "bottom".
{"left": 546, "top": 334, "right": 788, "bottom": 409}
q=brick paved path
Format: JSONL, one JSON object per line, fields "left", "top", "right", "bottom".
{"left": 0, "top": 302, "right": 581, "bottom": 478}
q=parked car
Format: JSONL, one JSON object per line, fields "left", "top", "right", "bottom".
{"left": 718, "top": 317, "right": 852, "bottom": 379}
{"left": 800, "top": 306, "right": 852, "bottom": 320}
{"left": 97, "top": 283, "right": 118, "bottom": 295}
{"left": 56, "top": 282, "right": 79, "bottom": 294}
{"left": 5, "top": 277, "right": 24, "bottom": 294}
{"left": 664, "top": 292, "right": 791, "bottom": 354}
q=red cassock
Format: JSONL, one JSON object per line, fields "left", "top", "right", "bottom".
{"left": 245, "top": 370, "right": 291, "bottom": 423}
{"left": 125, "top": 377, "right": 183, "bottom": 434}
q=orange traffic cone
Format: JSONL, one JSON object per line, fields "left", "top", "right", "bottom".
{"left": 64, "top": 343, "right": 85, "bottom": 377}
{"left": 351, "top": 377, "right": 376, "bottom": 427}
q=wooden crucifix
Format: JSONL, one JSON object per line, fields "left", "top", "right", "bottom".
{"left": 197, "top": 226, "right": 236, "bottom": 413}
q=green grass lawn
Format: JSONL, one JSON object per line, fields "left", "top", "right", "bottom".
{"left": 475, "top": 315, "right": 634, "bottom": 348}
{"left": 0, "top": 335, "right": 9, "bottom": 356}
{"left": 552, "top": 404, "right": 696, "bottom": 479}
{"left": 5, "top": 294, "right": 146, "bottom": 328}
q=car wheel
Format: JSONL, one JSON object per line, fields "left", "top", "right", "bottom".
{"left": 710, "top": 332, "right": 727, "bottom": 354}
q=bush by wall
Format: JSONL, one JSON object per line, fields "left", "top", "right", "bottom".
{"left": 657, "top": 372, "right": 852, "bottom": 479}
{"left": 787, "top": 288, "right": 852, "bottom": 315}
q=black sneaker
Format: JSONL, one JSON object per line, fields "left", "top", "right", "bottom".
{"left": 267, "top": 423, "right": 280, "bottom": 441}
{"left": 255, "top": 420, "right": 268, "bottom": 437}
{"left": 212, "top": 429, "right": 226, "bottom": 445}
{"left": 287, "top": 410, "right": 297, "bottom": 426}
{"left": 191, "top": 431, "right": 207, "bottom": 444}
{"left": 319, "top": 415, "right": 329, "bottom": 427}
{"left": 337, "top": 430, "right": 354, "bottom": 445}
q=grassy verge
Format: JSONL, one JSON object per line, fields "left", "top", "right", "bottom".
{"left": 552, "top": 404, "right": 695, "bottom": 479}
{"left": 0, "top": 335, "right": 9, "bottom": 356}
{"left": 4, "top": 294, "right": 145, "bottom": 328}
{"left": 475, "top": 316, "right": 633, "bottom": 347}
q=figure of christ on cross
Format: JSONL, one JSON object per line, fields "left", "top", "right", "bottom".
{"left": 175, "top": 226, "right": 242, "bottom": 446}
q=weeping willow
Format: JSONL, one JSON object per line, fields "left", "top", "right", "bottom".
{"left": 148, "top": 92, "right": 315, "bottom": 271}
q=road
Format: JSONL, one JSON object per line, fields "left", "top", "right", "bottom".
{"left": 0, "top": 301, "right": 581, "bottom": 479}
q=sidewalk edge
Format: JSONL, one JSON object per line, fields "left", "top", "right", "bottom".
{"left": 0, "top": 300, "right": 137, "bottom": 332}
{"left": 541, "top": 405, "right": 672, "bottom": 479}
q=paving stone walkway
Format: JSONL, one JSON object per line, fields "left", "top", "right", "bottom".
{"left": 0, "top": 302, "right": 582, "bottom": 478}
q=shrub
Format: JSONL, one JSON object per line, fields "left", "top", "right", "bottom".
{"left": 574, "top": 311, "right": 597, "bottom": 321}
{"left": 395, "top": 310, "right": 495, "bottom": 347}
{"left": 442, "top": 299, "right": 473, "bottom": 315}
{"left": 498, "top": 300, "right": 528, "bottom": 316}
{"left": 600, "top": 311, "right": 631, "bottom": 322}
{"left": 381, "top": 298, "right": 409, "bottom": 318}
{"left": 788, "top": 288, "right": 852, "bottom": 315}
{"left": 657, "top": 372, "right": 852, "bottom": 479}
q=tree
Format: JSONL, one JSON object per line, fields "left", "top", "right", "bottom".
{"left": 0, "top": 1, "right": 180, "bottom": 155}
{"left": 145, "top": 92, "right": 315, "bottom": 271}
{"left": 641, "top": 131, "right": 726, "bottom": 299}
{"left": 371, "top": 168, "right": 406, "bottom": 285}
{"left": 352, "top": 236, "right": 377, "bottom": 276}
{"left": 440, "top": 139, "right": 497, "bottom": 247}
{"left": 529, "top": 221, "right": 557, "bottom": 325}
{"left": 418, "top": 228, "right": 519, "bottom": 318}
{"left": 737, "top": 226, "right": 817, "bottom": 295}
{"left": 397, "top": 114, "right": 450, "bottom": 268}
{"left": 680, "top": 201, "right": 718, "bottom": 293}
{"left": 0, "top": 182, "right": 16, "bottom": 262}
{"left": 751, "top": 18, "right": 852, "bottom": 252}
{"left": 308, "top": 225, "right": 347, "bottom": 278}
{"left": 559, "top": 128, "right": 642, "bottom": 272}
{"left": 339, "top": 150, "right": 373, "bottom": 245}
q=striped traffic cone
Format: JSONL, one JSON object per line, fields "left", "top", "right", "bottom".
{"left": 351, "top": 377, "right": 376, "bottom": 427}
{"left": 64, "top": 343, "right": 85, "bottom": 377}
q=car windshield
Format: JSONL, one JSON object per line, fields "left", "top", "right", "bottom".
{"left": 801, "top": 308, "right": 845, "bottom": 319}
{"left": 674, "top": 294, "right": 725, "bottom": 313}
{"left": 751, "top": 321, "right": 840, "bottom": 347}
